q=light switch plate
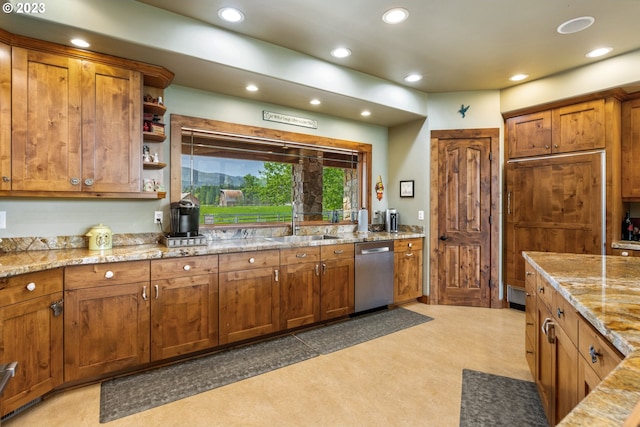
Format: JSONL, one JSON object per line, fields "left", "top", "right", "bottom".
{"left": 0, "top": 211, "right": 6, "bottom": 229}
{"left": 418, "top": 210, "right": 424, "bottom": 220}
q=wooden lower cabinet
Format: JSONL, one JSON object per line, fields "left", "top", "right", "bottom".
{"left": 393, "top": 238, "right": 423, "bottom": 303}
{"left": 0, "top": 269, "right": 63, "bottom": 417}
{"left": 219, "top": 250, "right": 280, "bottom": 345}
{"left": 150, "top": 256, "right": 219, "bottom": 360}
{"left": 320, "top": 244, "right": 355, "bottom": 320}
{"left": 280, "top": 247, "right": 321, "bottom": 330}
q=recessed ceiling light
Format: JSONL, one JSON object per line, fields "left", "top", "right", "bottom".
{"left": 510, "top": 74, "right": 529, "bottom": 82}
{"left": 310, "top": 99, "right": 321, "bottom": 105}
{"left": 246, "top": 84, "right": 258, "bottom": 92}
{"left": 361, "top": 110, "right": 371, "bottom": 117}
{"left": 331, "top": 47, "right": 352, "bottom": 58}
{"left": 404, "top": 73, "right": 423, "bottom": 83}
{"left": 382, "top": 8, "right": 409, "bottom": 24}
{"left": 557, "top": 16, "right": 595, "bottom": 34}
{"left": 585, "top": 47, "right": 613, "bottom": 58}
{"left": 218, "top": 7, "right": 245, "bottom": 23}
{"left": 70, "top": 38, "right": 90, "bottom": 48}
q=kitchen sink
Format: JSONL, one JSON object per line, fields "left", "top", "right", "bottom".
{"left": 264, "top": 235, "right": 339, "bottom": 243}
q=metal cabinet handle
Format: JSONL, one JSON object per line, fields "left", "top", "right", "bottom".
{"left": 525, "top": 271, "right": 533, "bottom": 276}
{"left": 296, "top": 253, "right": 307, "bottom": 258}
{"left": 84, "top": 178, "right": 94, "bottom": 186}
{"left": 333, "top": 250, "right": 344, "bottom": 255}
{"left": 405, "top": 253, "right": 414, "bottom": 257}
{"left": 589, "top": 345, "right": 602, "bottom": 364}
{"left": 105, "top": 270, "right": 114, "bottom": 279}
{"left": 439, "top": 235, "right": 448, "bottom": 241}
{"left": 408, "top": 243, "right": 412, "bottom": 248}
{"left": 315, "top": 264, "right": 320, "bottom": 276}
{"left": 507, "top": 191, "right": 511, "bottom": 215}
{"left": 26, "top": 282, "right": 36, "bottom": 291}
{"left": 142, "top": 286, "right": 148, "bottom": 301}
{"left": 274, "top": 269, "right": 279, "bottom": 282}
{"left": 556, "top": 307, "right": 564, "bottom": 318}
{"left": 542, "top": 317, "right": 555, "bottom": 344}
{"left": 322, "top": 263, "right": 326, "bottom": 274}
{"left": 544, "top": 144, "right": 550, "bottom": 149}
{"left": 70, "top": 177, "right": 80, "bottom": 185}
{"left": 155, "top": 284, "right": 159, "bottom": 300}
{"left": 538, "top": 286, "right": 544, "bottom": 294}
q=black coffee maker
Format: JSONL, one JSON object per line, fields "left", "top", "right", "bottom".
{"left": 170, "top": 194, "right": 200, "bottom": 237}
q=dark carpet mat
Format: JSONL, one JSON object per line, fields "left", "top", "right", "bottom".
{"left": 459, "top": 369, "right": 548, "bottom": 427}
{"left": 100, "top": 307, "right": 433, "bottom": 423}
{"left": 100, "top": 335, "right": 316, "bottom": 423}
{"left": 294, "top": 307, "right": 433, "bottom": 354}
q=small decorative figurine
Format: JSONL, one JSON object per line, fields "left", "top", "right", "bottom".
{"left": 458, "top": 104, "right": 470, "bottom": 118}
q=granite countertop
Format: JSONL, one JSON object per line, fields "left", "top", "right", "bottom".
{"left": 522, "top": 251, "right": 640, "bottom": 426}
{"left": 0, "top": 231, "right": 424, "bottom": 279}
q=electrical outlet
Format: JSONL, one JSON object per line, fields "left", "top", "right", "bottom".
{"left": 154, "top": 211, "right": 163, "bottom": 224}
{"left": 418, "top": 210, "right": 424, "bottom": 220}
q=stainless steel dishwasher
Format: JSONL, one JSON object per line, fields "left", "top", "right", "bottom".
{"left": 354, "top": 241, "right": 394, "bottom": 313}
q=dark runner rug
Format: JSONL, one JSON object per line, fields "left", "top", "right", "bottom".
{"left": 295, "top": 307, "right": 433, "bottom": 354}
{"left": 100, "top": 307, "right": 433, "bottom": 423}
{"left": 459, "top": 369, "right": 548, "bottom": 427}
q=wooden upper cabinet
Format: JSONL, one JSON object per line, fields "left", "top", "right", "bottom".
{"left": 81, "top": 62, "right": 142, "bottom": 193}
{"left": 622, "top": 98, "right": 640, "bottom": 199}
{"left": 506, "top": 99, "right": 606, "bottom": 159}
{"left": 551, "top": 99, "right": 605, "bottom": 153}
{"left": 507, "top": 111, "right": 552, "bottom": 158}
{"left": 0, "top": 41, "right": 10, "bottom": 191}
{"left": 11, "top": 47, "right": 83, "bottom": 191}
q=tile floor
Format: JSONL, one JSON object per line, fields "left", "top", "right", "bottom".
{"left": 3, "top": 303, "right": 529, "bottom": 427}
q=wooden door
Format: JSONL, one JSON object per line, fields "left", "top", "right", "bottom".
{"left": 219, "top": 267, "right": 280, "bottom": 344}
{"left": 432, "top": 130, "right": 495, "bottom": 307}
{"left": 505, "top": 152, "right": 603, "bottom": 289}
{"left": 11, "top": 47, "right": 82, "bottom": 191}
{"left": 150, "top": 274, "right": 219, "bottom": 361}
{"left": 64, "top": 283, "right": 150, "bottom": 382}
{"left": 280, "top": 262, "right": 321, "bottom": 329}
{"left": 320, "top": 258, "right": 355, "bottom": 320}
{"left": 81, "top": 61, "right": 142, "bottom": 192}
{"left": 0, "top": 293, "right": 63, "bottom": 417}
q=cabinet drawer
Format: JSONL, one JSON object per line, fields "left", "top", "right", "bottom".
{"left": 151, "top": 255, "right": 218, "bottom": 280}
{"left": 394, "top": 238, "right": 423, "bottom": 252}
{"left": 280, "top": 246, "right": 320, "bottom": 265}
{"left": 525, "top": 262, "right": 537, "bottom": 289}
{"left": 0, "top": 268, "right": 63, "bottom": 305}
{"left": 553, "top": 291, "right": 579, "bottom": 345}
{"left": 65, "top": 261, "right": 150, "bottom": 289}
{"left": 321, "top": 243, "right": 354, "bottom": 260}
{"left": 219, "top": 250, "right": 280, "bottom": 272}
{"left": 536, "top": 275, "right": 554, "bottom": 311}
{"left": 578, "top": 318, "right": 623, "bottom": 381}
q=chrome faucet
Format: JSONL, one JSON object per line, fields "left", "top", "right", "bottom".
{"left": 291, "top": 206, "right": 300, "bottom": 235}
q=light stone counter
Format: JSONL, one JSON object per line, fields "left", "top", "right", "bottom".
{"left": 522, "top": 251, "right": 640, "bottom": 426}
{"left": 0, "top": 231, "right": 424, "bottom": 279}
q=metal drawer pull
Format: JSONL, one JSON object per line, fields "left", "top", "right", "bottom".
{"left": 84, "top": 178, "right": 94, "bottom": 186}
{"left": 538, "top": 286, "right": 544, "bottom": 293}
{"left": 296, "top": 253, "right": 307, "bottom": 258}
{"left": 405, "top": 253, "right": 414, "bottom": 257}
{"left": 105, "top": 270, "right": 114, "bottom": 279}
{"left": 183, "top": 264, "right": 191, "bottom": 271}
{"left": 50, "top": 299, "right": 63, "bottom": 317}
{"left": 26, "top": 282, "right": 36, "bottom": 291}
{"left": 142, "top": 286, "right": 148, "bottom": 301}
{"left": 274, "top": 269, "right": 279, "bottom": 282}
{"left": 589, "top": 345, "right": 602, "bottom": 364}
{"left": 249, "top": 257, "right": 255, "bottom": 264}
{"left": 334, "top": 249, "right": 344, "bottom": 255}
{"left": 525, "top": 271, "right": 533, "bottom": 276}
{"left": 315, "top": 264, "right": 320, "bottom": 276}
{"left": 556, "top": 307, "right": 564, "bottom": 318}
{"left": 155, "top": 284, "right": 159, "bottom": 299}
{"left": 541, "top": 318, "right": 555, "bottom": 344}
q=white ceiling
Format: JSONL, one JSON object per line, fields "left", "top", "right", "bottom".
{"left": 2, "top": 0, "right": 640, "bottom": 126}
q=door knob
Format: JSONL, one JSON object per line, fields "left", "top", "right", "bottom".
{"left": 439, "top": 235, "right": 448, "bottom": 241}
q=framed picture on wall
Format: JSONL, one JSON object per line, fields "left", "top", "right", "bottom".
{"left": 400, "top": 180, "right": 414, "bottom": 198}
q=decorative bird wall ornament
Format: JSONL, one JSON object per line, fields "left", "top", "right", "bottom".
{"left": 458, "top": 104, "right": 470, "bottom": 118}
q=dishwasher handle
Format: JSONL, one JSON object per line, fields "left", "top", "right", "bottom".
{"left": 360, "top": 247, "right": 390, "bottom": 255}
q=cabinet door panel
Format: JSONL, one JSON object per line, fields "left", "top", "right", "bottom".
{"left": 394, "top": 249, "right": 423, "bottom": 302}
{"left": 151, "top": 274, "right": 218, "bottom": 360}
{"left": 64, "top": 283, "right": 150, "bottom": 381}
{"left": 506, "top": 111, "right": 552, "bottom": 158}
{"left": 320, "top": 258, "right": 354, "bottom": 320}
{"left": 280, "top": 262, "right": 320, "bottom": 329}
{"left": 81, "top": 62, "right": 142, "bottom": 192}
{"left": 11, "top": 48, "right": 82, "bottom": 191}
{"left": 552, "top": 100, "right": 605, "bottom": 153}
{"left": 219, "top": 268, "right": 279, "bottom": 344}
{"left": 0, "top": 293, "right": 63, "bottom": 417}
{"left": 622, "top": 98, "right": 640, "bottom": 199}
{"left": 0, "top": 41, "right": 10, "bottom": 191}
{"left": 506, "top": 152, "right": 603, "bottom": 288}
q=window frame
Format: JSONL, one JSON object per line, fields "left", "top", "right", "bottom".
{"left": 169, "top": 114, "right": 372, "bottom": 227}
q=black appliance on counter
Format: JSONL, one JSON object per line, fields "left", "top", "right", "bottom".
{"left": 170, "top": 194, "right": 200, "bottom": 237}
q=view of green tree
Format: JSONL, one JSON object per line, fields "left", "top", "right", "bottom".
{"left": 323, "top": 167, "right": 344, "bottom": 210}
{"left": 258, "top": 162, "right": 292, "bottom": 205}
{"left": 242, "top": 174, "right": 262, "bottom": 205}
